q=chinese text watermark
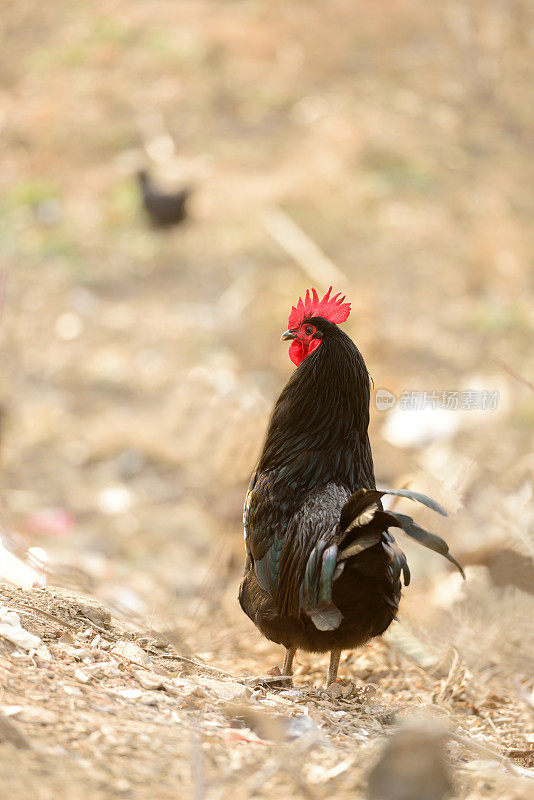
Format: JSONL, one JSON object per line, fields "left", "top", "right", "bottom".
{"left": 375, "top": 389, "right": 499, "bottom": 412}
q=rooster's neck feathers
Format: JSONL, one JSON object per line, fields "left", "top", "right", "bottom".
{"left": 258, "top": 319, "right": 374, "bottom": 494}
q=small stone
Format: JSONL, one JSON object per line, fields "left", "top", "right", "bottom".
{"left": 16, "top": 707, "right": 58, "bottom": 725}
{"left": 169, "top": 677, "right": 205, "bottom": 697}
{"left": 196, "top": 677, "right": 247, "bottom": 701}
{"left": 140, "top": 692, "right": 160, "bottom": 706}
{"left": 34, "top": 644, "right": 52, "bottom": 664}
{"left": 0, "top": 619, "right": 41, "bottom": 652}
{"left": 92, "top": 662, "right": 121, "bottom": 677}
{"left": 75, "top": 602, "right": 112, "bottom": 627}
{"left": 63, "top": 685, "right": 82, "bottom": 696}
{"left": 134, "top": 669, "right": 164, "bottom": 690}
{"left": 115, "top": 688, "right": 142, "bottom": 700}
{"left": 75, "top": 668, "right": 90, "bottom": 684}
{"left": 111, "top": 640, "right": 149, "bottom": 666}
{"left": 1, "top": 706, "right": 23, "bottom": 717}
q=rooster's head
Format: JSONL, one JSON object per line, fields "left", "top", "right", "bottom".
{"left": 281, "top": 287, "right": 351, "bottom": 366}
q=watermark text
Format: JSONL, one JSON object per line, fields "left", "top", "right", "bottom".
{"left": 375, "top": 389, "right": 499, "bottom": 412}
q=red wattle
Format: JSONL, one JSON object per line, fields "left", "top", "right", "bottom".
{"left": 289, "top": 340, "right": 305, "bottom": 366}
{"left": 288, "top": 338, "right": 321, "bottom": 366}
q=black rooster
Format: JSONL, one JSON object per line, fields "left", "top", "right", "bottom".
{"left": 137, "top": 169, "right": 190, "bottom": 227}
{"left": 239, "top": 288, "right": 464, "bottom": 685}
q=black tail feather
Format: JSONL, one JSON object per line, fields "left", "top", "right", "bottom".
{"left": 383, "top": 489, "right": 448, "bottom": 517}
{"left": 386, "top": 511, "right": 465, "bottom": 579}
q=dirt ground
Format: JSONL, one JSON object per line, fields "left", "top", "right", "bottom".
{"left": 0, "top": 583, "right": 532, "bottom": 800}
{"left": 0, "top": 1, "right": 533, "bottom": 798}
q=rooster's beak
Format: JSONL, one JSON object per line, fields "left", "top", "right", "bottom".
{"left": 280, "top": 330, "right": 296, "bottom": 341}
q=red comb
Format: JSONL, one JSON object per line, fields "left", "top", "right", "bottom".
{"left": 288, "top": 287, "right": 351, "bottom": 329}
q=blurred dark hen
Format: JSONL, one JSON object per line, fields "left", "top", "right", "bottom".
{"left": 137, "top": 169, "right": 190, "bottom": 228}
{"left": 239, "top": 288, "right": 464, "bottom": 685}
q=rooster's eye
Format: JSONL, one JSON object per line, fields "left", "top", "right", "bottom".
{"left": 304, "top": 325, "right": 313, "bottom": 335}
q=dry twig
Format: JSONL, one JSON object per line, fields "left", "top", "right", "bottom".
{"left": 495, "top": 357, "right": 534, "bottom": 393}
{"left": 262, "top": 207, "right": 349, "bottom": 287}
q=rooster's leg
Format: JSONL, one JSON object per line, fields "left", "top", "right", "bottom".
{"left": 282, "top": 647, "right": 296, "bottom": 677}
{"left": 326, "top": 649, "right": 341, "bottom": 686}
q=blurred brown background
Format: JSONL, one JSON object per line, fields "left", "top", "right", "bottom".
{"left": 0, "top": 2, "right": 533, "bottom": 794}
